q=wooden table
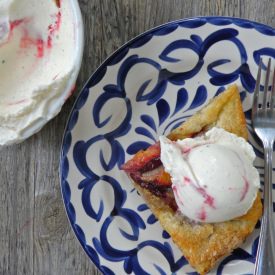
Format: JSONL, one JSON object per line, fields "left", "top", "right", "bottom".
{"left": 1, "top": 1, "right": 274, "bottom": 274}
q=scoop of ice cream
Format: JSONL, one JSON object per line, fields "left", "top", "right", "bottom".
{"left": 159, "top": 127, "right": 260, "bottom": 223}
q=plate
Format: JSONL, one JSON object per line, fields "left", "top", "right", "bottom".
{"left": 60, "top": 17, "right": 275, "bottom": 275}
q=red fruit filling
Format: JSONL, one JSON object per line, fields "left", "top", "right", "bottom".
{"left": 121, "top": 130, "right": 205, "bottom": 212}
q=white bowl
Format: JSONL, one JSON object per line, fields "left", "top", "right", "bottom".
{"left": 0, "top": 0, "right": 84, "bottom": 146}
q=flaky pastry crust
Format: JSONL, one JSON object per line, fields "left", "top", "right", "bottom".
{"left": 126, "top": 85, "right": 262, "bottom": 274}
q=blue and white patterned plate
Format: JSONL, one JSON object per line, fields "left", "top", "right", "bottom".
{"left": 60, "top": 17, "right": 275, "bottom": 275}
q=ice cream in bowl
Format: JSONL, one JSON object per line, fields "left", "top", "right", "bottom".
{"left": 0, "top": 0, "right": 84, "bottom": 145}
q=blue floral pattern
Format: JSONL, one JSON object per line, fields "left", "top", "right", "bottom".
{"left": 60, "top": 17, "right": 275, "bottom": 275}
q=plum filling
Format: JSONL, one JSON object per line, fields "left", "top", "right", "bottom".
{"left": 127, "top": 156, "right": 177, "bottom": 211}
{"left": 139, "top": 158, "right": 162, "bottom": 173}
{"left": 123, "top": 130, "right": 205, "bottom": 212}
{"left": 130, "top": 170, "right": 169, "bottom": 195}
{"left": 130, "top": 170, "right": 177, "bottom": 211}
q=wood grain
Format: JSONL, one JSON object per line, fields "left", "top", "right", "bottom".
{"left": 0, "top": 0, "right": 274, "bottom": 274}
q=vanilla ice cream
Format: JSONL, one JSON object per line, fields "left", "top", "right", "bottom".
{"left": 159, "top": 127, "right": 260, "bottom": 223}
{"left": 0, "top": 0, "right": 82, "bottom": 145}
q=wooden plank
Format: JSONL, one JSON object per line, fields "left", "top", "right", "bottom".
{"left": 0, "top": 0, "right": 274, "bottom": 275}
{"left": 0, "top": 144, "right": 35, "bottom": 275}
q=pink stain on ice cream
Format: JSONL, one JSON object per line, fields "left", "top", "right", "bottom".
{"left": 7, "top": 99, "right": 27, "bottom": 106}
{"left": 182, "top": 147, "right": 191, "bottom": 154}
{"left": 47, "top": 11, "right": 62, "bottom": 48}
{"left": 196, "top": 187, "right": 215, "bottom": 208}
{"left": 10, "top": 19, "right": 26, "bottom": 31}
{"left": 180, "top": 176, "right": 215, "bottom": 208}
{"left": 0, "top": 18, "right": 28, "bottom": 47}
{"left": 9, "top": 9, "right": 63, "bottom": 78}
{"left": 183, "top": 176, "right": 215, "bottom": 208}
{"left": 198, "top": 207, "right": 207, "bottom": 221}
{"left": 20, "top": 29, "right": 45, "bottom": 58}
{"left": 172, "top": 185, "right": 184, "bottom": 206}
{"left": 183, "top": 176, "right": 191, "bottom": 185}
{"left": 3, "top": 9, "right": 62, "bottom": 59}
{"left": 240, "top": 176, "right": 249, "bottom": 202}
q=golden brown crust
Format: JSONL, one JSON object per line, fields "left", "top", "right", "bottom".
{"left": 134, "top": 181, "right": 261, "bottom": 275}
{"left": 168, "top": 84, "right": 248, "bottom": 141}
{"left": 127, "top": 85, "right": 262, "bottom": 274}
